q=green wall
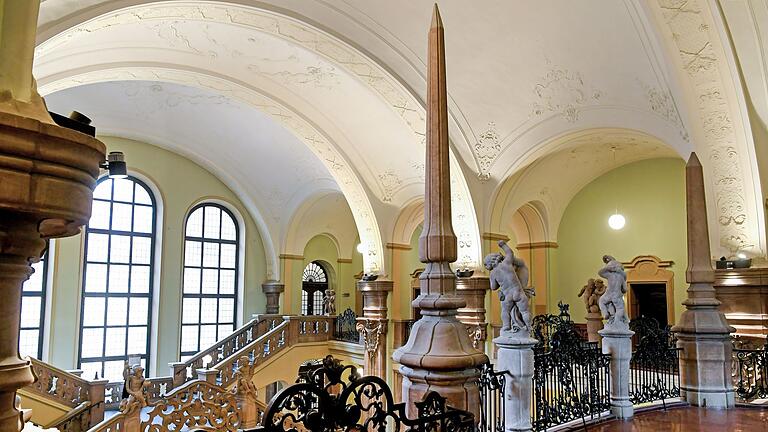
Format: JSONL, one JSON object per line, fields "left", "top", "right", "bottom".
{"left": 554, "top": 158, "right": 687, "bottom": 322}
{"left": 48, "top": 136, "right": 268, "bottom": 375}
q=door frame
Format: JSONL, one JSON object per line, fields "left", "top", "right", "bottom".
{"left": 622, "top": 255, "right": 675, "bottom": 325}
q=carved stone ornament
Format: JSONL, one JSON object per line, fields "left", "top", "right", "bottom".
{"left": 466, "top": 324, "right": 486, "bottom": 349}
{"left": 485, "top": 240, "right": 535, "bottom": 336}
{"left": 119, "top": 362, "right": 148, "bottom": 415}
{"left": 597, "top": 255, "right": 629, "bottom": 328}
{"left": 578, "top": 278, "right": 606, "bottom": 314}
{"left": 356, "top": 319, "right": 385, "bottom": 353}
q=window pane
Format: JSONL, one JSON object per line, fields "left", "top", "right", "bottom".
{"left": 199, "top": 325, "right": 217, "bottom": 347}
{"left": 220, "top": 270, "right": 235, "bottom": 295}
{"left": 108, "top": 265, "right": 130, "bottom": 293}
{"left": 129, "top": 298, "right": 149, "bottom": 325}
{"left": 83, "top": 297, "right": 105, "bottom": 327}
{"left": 81, "top": 328, "right": 104, "bottom": 357}
{"left": 186, "top": 209, "right": 203, "bottom": 237}
{"left": 127, "top": 327, "right": 147, "bottom": 355}
{"left": 134, "top": 185, "right": 152, "bottom": 205}
{"left": 218, "top": 299, "right": 234, "bottom": 323}
{"left": 20, "top": 297, "right": 41, "bottom": 328}
{"left": 200, "top": 299, "right": 217, "bottom": 324}
{"left": 93, "top": 180, "right": 112, "bottom": 200}
{"left": 181, "top": 326, "right": 198, "bottom": 352}
{"left": 202, "top": 243, "right": 219, "bottom": 268}
{"left": 111, "top": 203, "right": 132, "bottom": 231}
{"left": 130, "top": 266, "right": 150, "bottom": 293}
{"left": 23, "top": 261, "right": 45, "bottom": 292}
{"left": 87, "top": 234, "right": 109, "bottom": 262}
{"left": 201, "top": 269, "right": 218, "bottom": 294}
{"left": 185, "top": 241, "right": 201, "bottom": 267}
{"left": 105, "top": 327, "right": 126, "bottom": 356}
{"left": 131, "top": 237, "right": 151, "bottom": 264}
{"left": 103, "top": 361, "right": 125, "bottom": 383}
{"left": 203, "top": 206, "right": 221, "bottom": 239}
{"left": 81, "top": 362, "right": 102, "bottom": 381}
{"left": 221, "top": 214, "right": 236, "bottom": 241}
{"left": 112, "top": 178, "right": 133, "bottom": 202}
{"left": 85, "top": 264, "right": 107, "bottom": 292}
{"left": 182, "top": 298, "right": 200, "bottom": 324}
{"left": 133, "top": 205, "right": 153, "bottom": 233}
{"left": 220, "top": 244, "right": 236, "bottom": 269}
{"left": 89, "top": 200, "right": 111, "bottom": 230}
{"left": 183, "top": 268, "right": 200, "bottom": 294}
{"left": 19, "top": 330, "right": 39, "bottom": 359}
{"left": 218, "top": 325, "right": 234, "bottom": 340}
{"left": 106, "top": 297, "right": 128, "bottom": 326}
{"left": 110, "top": 235, "right": 131, "bottom": 263}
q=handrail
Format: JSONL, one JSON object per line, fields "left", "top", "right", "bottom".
{"left": 87, "top": 411, "right": 125, "bottom": 432}
{"left": 46, "top": 400, "right": 92, "bottom": 431}
{"left": 26, "top": 358, "right": 95, "bottom": 408}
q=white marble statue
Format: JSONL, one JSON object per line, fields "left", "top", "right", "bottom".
{"left": 323, "top": 289, "right": 336, "bottom": 316}
{"left": 597, "top": 255, "right": 629, "bottom": 326}
{"left": 485, "top": 240, "right": 535, "bottom": 334}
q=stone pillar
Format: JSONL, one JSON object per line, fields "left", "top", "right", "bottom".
{"left": 0, "top": 3, "right": 106, "bottom": 430}
{"left": 392, "top": 5, "right": 487, "bottom": 417}
{"left": 456, "top": 275, "right": 490, "bottom": 349}
{"left": 671, "top": 153, "right": 735, "bottom": 408}
{"left": 494, "top": 335, "right": 536, "bottom": 432}
{"left": 356, "top": 280, "right": 392, "bottom": 378}
{"left": 262, "top": 281, "right": 284, "bottom": 314}
{"left": 585, "top": 312, "right": 604, "bottom": 343}
{"left": 599, "top": 327, "right": 634, "bottom": 419}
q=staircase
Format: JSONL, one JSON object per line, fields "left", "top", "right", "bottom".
{"left": 21, "top": 314, "right": 341, "bottom": 431}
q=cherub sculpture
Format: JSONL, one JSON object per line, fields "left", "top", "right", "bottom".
{"left": 232, "top": 355, "right": 258, "bottom": 401}
{"left": 578, "top": 278, "right": 606, "bottom": 314}
{"left": 323, "top": 289, "right": 336, "bottom": 316}
{"left": 119, "top": 362, "right": 147, "bottom": 414}
{"left": 597, "top": 255, "right": 629, "bottom": 326}
{"left": 485, "top": 240, "right": 535, "bottom": 334}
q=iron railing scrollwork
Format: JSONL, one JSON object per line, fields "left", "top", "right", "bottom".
{"left": 732, "top": 337, "right": 768, "bottom": 402}
{"left": 628, "top": 316, "right": 681, "bottom": 407}
{"left": 333, "top": 308, "right": 361, "bottom": 344}
{"left": 476, "top": 363, "right": 506, "bottom": 432}
{"left": 531, "top": 302, "right": 573, "bottom": 353}
{"left": 256, "top": 355, "right": 475, "bottom": 432}
{"left": 531, "top": 305, "right": 610, "bottom": 431}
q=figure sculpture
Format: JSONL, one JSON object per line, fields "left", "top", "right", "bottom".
{"left": 323, "top": 289, "right": 336, "bottom": 316}
{"left": 485, "top": 240, "right": 535, "bottom": 334}
{"left": 232, "top": 355, "right": 258, "bottom": 401}
{"left": 578, "top": 278, "right": 606, "bottom": 314}
{"left": 119, "top": 362, "right": 147, "bottom": 414}
{"left": 597, "top": 255, "right": 629, "bottom": 326}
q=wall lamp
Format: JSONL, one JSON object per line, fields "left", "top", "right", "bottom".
{"left": 101, "top": 152, "right": 128, "bottom": 179}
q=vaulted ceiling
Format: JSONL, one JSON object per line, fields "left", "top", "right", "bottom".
{"left": 33, "top": 0, "right": 767, "bottom": 274}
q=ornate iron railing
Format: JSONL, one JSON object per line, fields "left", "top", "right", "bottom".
{"left": 477, "top": 363, "right": 506, "bottom": 432}
{"left": 532, "top": 313, "right": 610, "bottom": 431}
{"left": 732, "top": 337, "right": 768, "bottom": 402}
{"left": 628, "top": 316, "right": 681, "bottom": 407}
{"left": 256, "top": 355, "right": 475, "bottom": 432}
{"left": 333, "top": 308, "right": 361, "bottom": 344}
{"left": 531, "top": 302, "right": 573, "bottom": 353}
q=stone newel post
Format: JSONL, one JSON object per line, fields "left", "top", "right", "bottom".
{"left": 494, "top": 335, "right": 537, "bottom": 432}
{"left": 599, "top": 327, "right": 634, "bottom": 419}
{"left": 0, "top": 3, "right": 106, "bottom": 430}
{"left": 456, "top": 275, "right": 490, "bottom": 349}
{"left": 356, "top": 279, "right": 392, "bottom": 378}
{"left": 672, "top": 153, "right": 735, "bottom": 407}
{"left": 262, "top": 281, "right": 284, "bottom": 314}
{"left": 392, "top": 5, "right": 487, "bottom": 417}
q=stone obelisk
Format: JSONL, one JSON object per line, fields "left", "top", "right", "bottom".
{"left": 0, "top": 3, "right": 106, "bottom": 430}
{"left": 671, "top": 152, "right": 735, "bottom": 407}
{"left": 392, "top": 5, "right": 487, "bottom": 417}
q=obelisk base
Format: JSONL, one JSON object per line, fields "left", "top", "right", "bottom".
{"left": 599, "top": 325, "right": 634, "bottom": 419}
{"left": 494, "top": 334, "right": 537, "bottom": 432}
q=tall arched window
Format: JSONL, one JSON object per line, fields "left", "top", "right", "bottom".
{"left": 20, "top": 251, "right": 49, "bottom": 359}
{"left": 301, "top": 262, "right": 328, "bottom": 316}
{"left": 79, "top": 177, "right": 157, "bottom": 382}
{"left": 180, "top": 203, "right": 240, "bottom": 360}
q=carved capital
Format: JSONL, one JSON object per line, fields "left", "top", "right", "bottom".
{"left": 356, "top": 319, "right": 385, "bottom": 353}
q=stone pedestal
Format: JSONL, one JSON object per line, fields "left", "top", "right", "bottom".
{"left": 356, "top": 279, "right": 392, "bottom": 378}
{"left": 456, "top": 275, "right": 490, "bottom": 349}
{"left": 599, "top": 325, "right": 634, "bottom": 419}
{"left": 261, "top": 281, "right": 284, "bottom": 314}
{"left": 494, "top": 334, "right": 537, "bottom": 432}
{"left": 671, "top": 153, "right": 735, "bottom": 408}
{"left": 585, "top": 312, "right": 604, "bottom": 343}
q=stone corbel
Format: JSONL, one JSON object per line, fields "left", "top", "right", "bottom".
{"left": 356, "top": 319, "right": 385, "bottom": 353}
{"left": 466, "top": 323, "right": 487, "bottom": 349}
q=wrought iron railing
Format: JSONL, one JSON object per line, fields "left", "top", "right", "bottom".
{"left": 333, "top": 308, "right": 361, "bottom": 343}
{"left": 628, "top": 316, "right": 681, "bottom": 407}
{"left": 531, "top": 302, "right": 573, "bottom": 353}
{"left": 531, "top": 309, "right": 610, "bottom": 431}
{"left": 255, "top": 355, "right": 475, "bottom": 432}
{"left": 732, "top": 337, "right": 768, "bottom": 402}
{"left": 476, "top": 363, "right": 506, "bottom": 432}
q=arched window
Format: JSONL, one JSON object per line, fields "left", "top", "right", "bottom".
{"left": 79, "top": 177, "right": 157, "bottom": 381}
{"left": 301, "top": 262, "right": 328, "bottom": 316}
{"left": 20, "top": 250, "right": 49, "bottom": 359}
{"left": 180, "top": 203, "right": 240, "bottom": 360}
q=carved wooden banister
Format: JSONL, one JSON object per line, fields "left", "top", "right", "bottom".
{"left": 86, "top": 410, "right": 127, "bottom": 432}
{"left": 46, "top": 401, "right": 92, "bottom": 431}
{"left": 169, "top": 314, "right": 284, "bottom": 386}
{"left": 102, "top": 375, "right": 174, "bottom": 411}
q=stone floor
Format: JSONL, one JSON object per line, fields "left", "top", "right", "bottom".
{"left": 586, "top": 406, "right": 767, "bottom": 431}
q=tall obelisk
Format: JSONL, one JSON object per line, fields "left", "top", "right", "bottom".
{"left": 392, "top": 4, "right": 487, "bottom": 416}
{"left": 671, "top": 152, "right": 735, "bottom": 407}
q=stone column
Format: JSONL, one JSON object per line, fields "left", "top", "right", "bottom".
{"left": 0, "top": 3, "right": 106, "bottom": 430}
{"left": 392, "top": 5, "right": 487, "bottom": 417}
{"left": 456, "top": 275, "right": 490, "bottom": 349}
{"left": 261, "top": 281, "right": 284, "bottom": 314}
{"left": 599, "top": 327, "right": 634, "bottom": 419}
{"left": 356, "top": 279, "right": 392, "bottom": 378}
{"left": 671, "top": 153, "right": 735, "bottom": 407}
{"left": 494, "top": 335, "right": 536, "bottom": 432}
{"left": 585, "top": 312, "right": 604, "bottom": 343}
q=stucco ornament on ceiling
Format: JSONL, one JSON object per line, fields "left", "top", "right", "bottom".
{"left": 530, "top": 64, "right": 605, "bottom": 123}
{"left": 640, "top": 82, "right": 689, "bottom": 142}
{"left": 654, "top": 0, "right": 761, "bottom": 255}
{"left": 474, "top": 122, "right": 501, "bottom": 182}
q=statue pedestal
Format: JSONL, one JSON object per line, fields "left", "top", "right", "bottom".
{"left": 599, "top": 325, "right": 634, "bottom": 419}
{"left": 494, "top": 334, "right": 537, "bottom": 432}
{"left": 585, "top": 312, "right": 604, "bottom": 343}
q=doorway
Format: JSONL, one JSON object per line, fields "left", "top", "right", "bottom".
{"left": 629, "top": 283, "right": 668, "bottom": 327}
{"left": 623, "top": 255, "right": 676, "bottom": 326}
